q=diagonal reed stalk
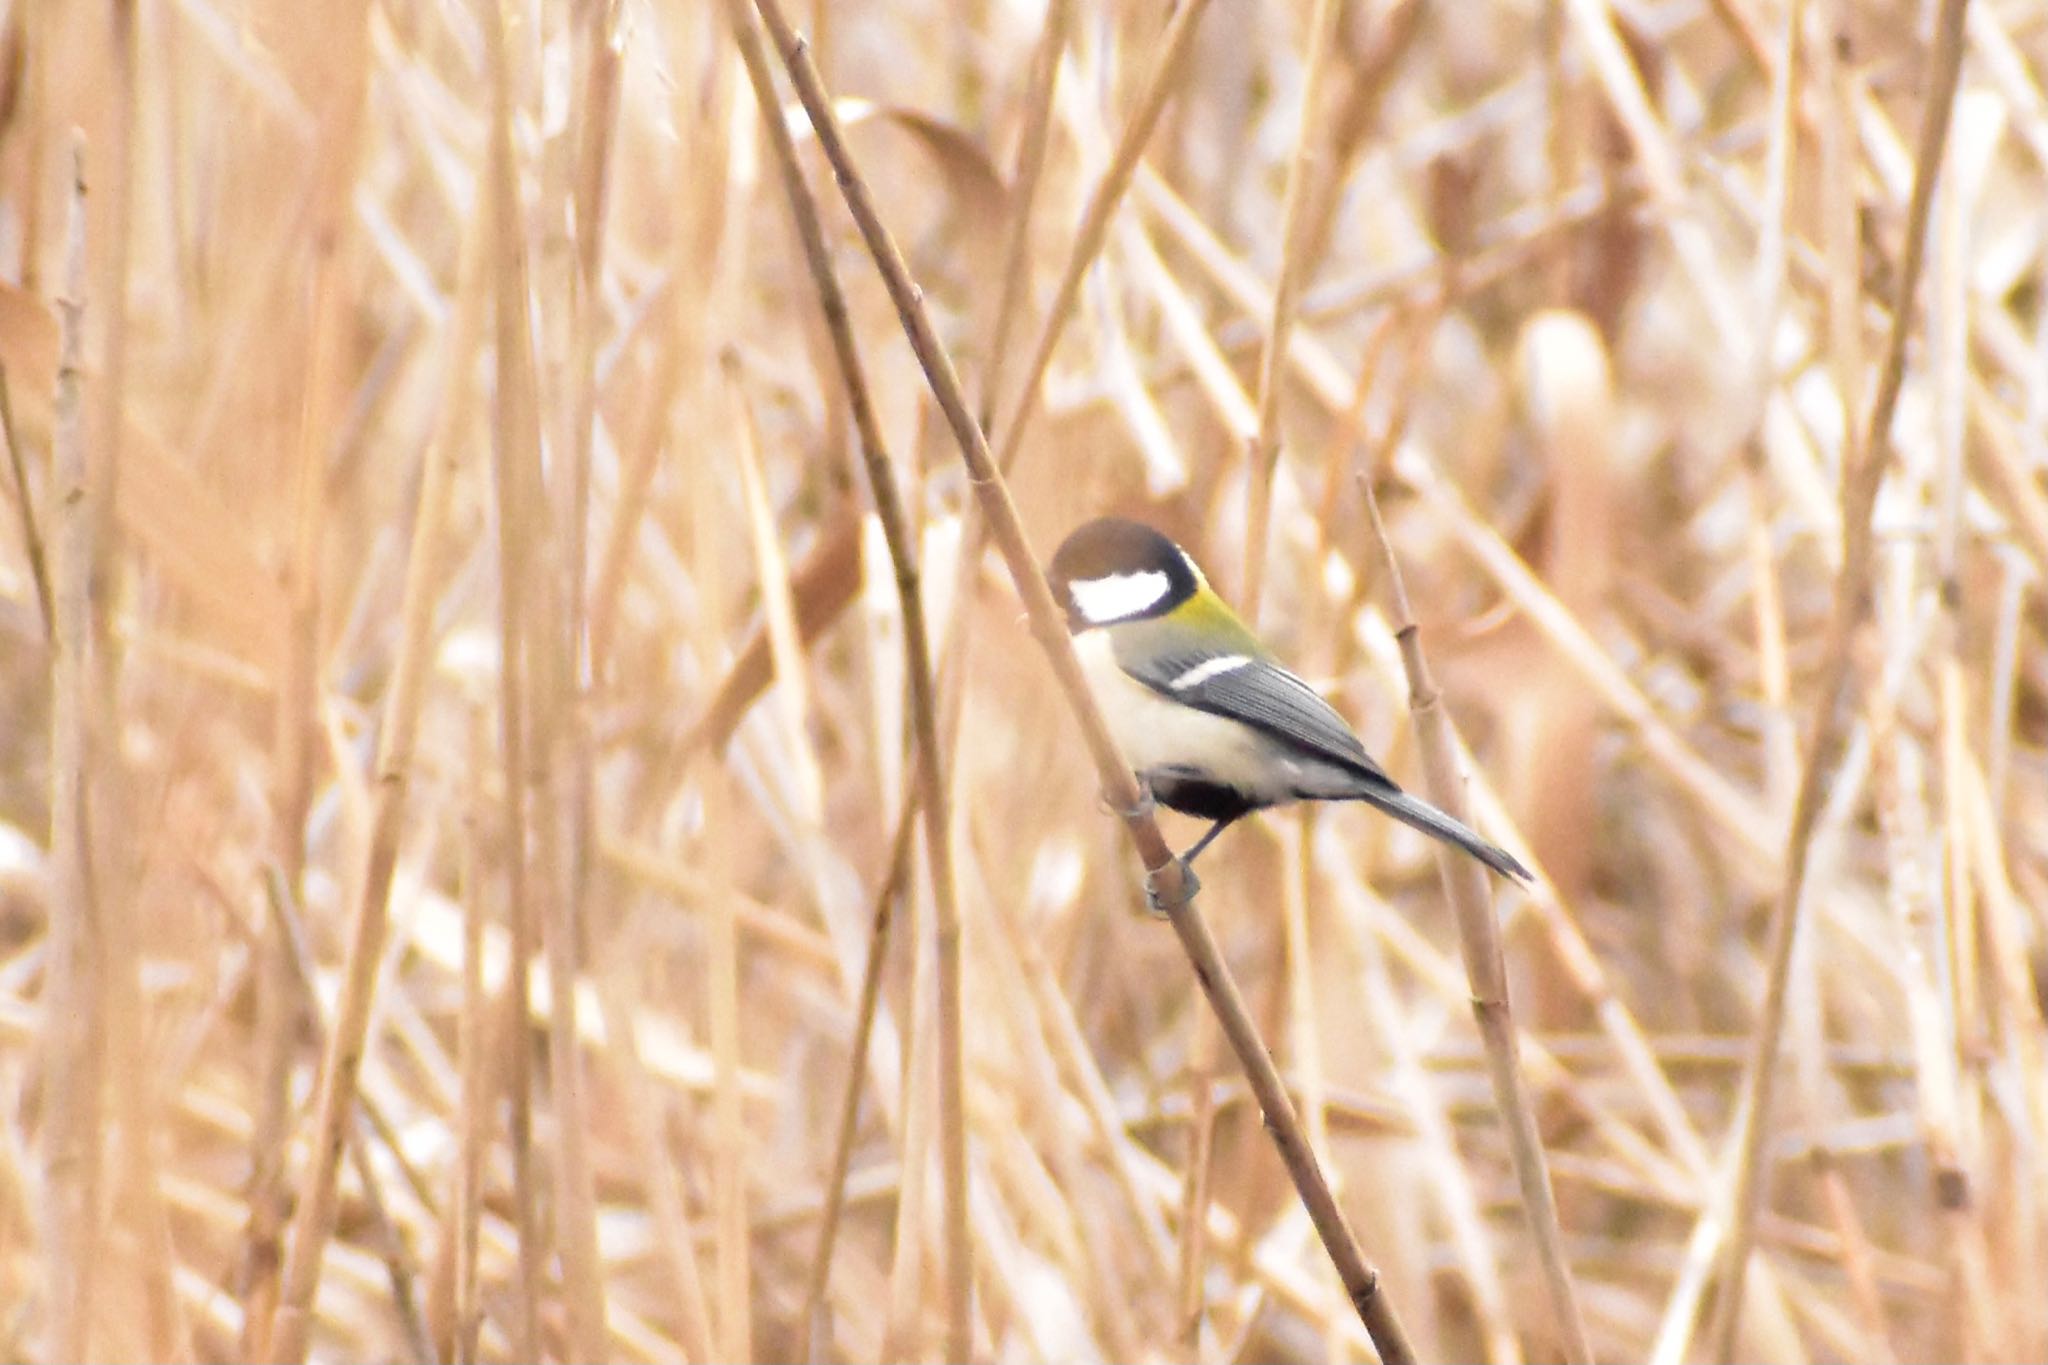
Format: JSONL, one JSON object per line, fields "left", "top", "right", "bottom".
{"left": 1703, "top": 0, "right": 1970, "bottom": 1356}
{"left": 1359, "top": 474, "right": 1594, "bottom": 1364}
{"left": 750, "top": 4, "right": 1414, "bottom": 1360}
{"left": 0, "top": 367, "right": 53, "bottom": 639}
{"left": 930, "top": 0, "right": 1213, "bottom": 723}
{"left": 801, "top": 801, "right": 919, "bottom": 1357}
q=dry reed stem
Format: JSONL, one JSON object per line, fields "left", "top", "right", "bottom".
{"left": 1561, "top": 0, "right": 1744, "bottom": 354}
{"left": 345, "top": 1130, "right": 435, "bottom": 1365}
{"left": 729, "top": 11, "right": 979, "bottom": 1354}
{"left": 588, "top": 324, "right": 689, "bottom": 679}
{"left": 983, "top": 0, "right": 1211, "bottom": 477}
{"left": 470, "top": 7, "right": 579, "bottom": 1357}
{"left": 454, "top": 702, "right": 487, "bottom": 1365}
{"left": 1359, "top": 476, "right": 1593, "bottom": 1364}
{"left": 565, "top": 0, "right": 622, "bottom": 650}
{"left": 1347, "top": 878, "right": 1521, "bottom": 1365}
{"left": 1959, "top": 756, "right": 2048, "bottom": 1201}
{"left": 726, "top": 356, "right": 827, "bottom": 837}
{"left": 879, "top": 891, "right": 938, "bottom": 1363}
{"left": 260, "top": 871, "right": 433, "bottom": 1364}
{"left": 0, "top": 370, "right": 52, "bottom": 636}
{"left": 1172, "top": 995, "right": 1222, "bottom": 1346}
{"left": 411, "top": 195, "right": 494, "bottom": 1365}
{"left": 591, "top": 946, "right": 718, "bottom": 1365}
{"left": 706, "top": 784, "right": 752, "bottom": 1364}
{"left": 1139, "top": 164, "right": 1781, "bottom": 868}
{"left": 1373, "top": 451, "right": 1788, "bottom": 1202}
{"left": 1240, "top": 0, "right": 1337, "bottom": 620}
{"left": 14, "top": 3, "right": 2048, "bottom": 1359}
{"left": 800, "top": 805, "right": 916, "bottom": 1358}
{"left": 43, "top": 131, "right": 100, "bottom": 1365}
{"left": 1704, "top": 1, "right": 1971, "bottom": 1356}
{"left": 1208, "top": 2, "right": 1345, "bottom": 1310}
{"left": 968, "top": 821, "right": 1178, "bottom": 1286}
{"left": 89, "top": 10, "right": 177, "bottom": 1355}
{"left": 1868, "top": 687, "right": 1965, "bottom": 1357}
{"left": 103, "top": 832, "right": 187, "bottom": 1364}
{"left": 752, "top": 5, "right": 1414, "bottom": 1361}
{"left": 1399, "top": 449, "right": 1780, "bottom": 867}
{"left": 89, "top": 0, "right": 132, "bottom": 663}
{"left": 927, "top": 0, "right": 1213, "bottom": 788}
{"left": 975, "top": 0, "right": 1071, "bottom": 435}
{"left": 1276, "top": 820, "right": 1340, "bottom": 1359}
{"left": 480, "top": 1, "right": 610, "bottom": 1353}
{"left": 261, "top": 131, "right": 483, "bottom": 1365}
{"left": 559, "top": 12, "right": 626, "bottom": 1352}
{"left": 1296, "top": 0, "right": 1424, "bottom": 282}
{"left": 247, "top": 7, "right": 370, "bottom": 1344}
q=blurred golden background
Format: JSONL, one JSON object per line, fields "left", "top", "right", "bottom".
{"left": 0, "top": 0, "right": 2045, "bottom": 1361}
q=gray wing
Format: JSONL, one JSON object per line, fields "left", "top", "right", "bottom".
{"left": 1119, "top": 638, "right": 1532, "bottom": 880}
{"left": 1122, "top": 645, "right": 1394, "bottom": 786}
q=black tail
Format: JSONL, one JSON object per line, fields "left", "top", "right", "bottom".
{"left": 1351, "top": 782, "right": 1531, "bottom": 882}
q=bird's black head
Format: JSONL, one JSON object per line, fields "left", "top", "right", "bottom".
{"left": 1047, "top": 517, "right": 1201, "bottom": 631}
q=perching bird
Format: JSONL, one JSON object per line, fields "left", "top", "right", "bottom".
{"left": 1048, "top": 517, "right": 1530, "bottom": 895}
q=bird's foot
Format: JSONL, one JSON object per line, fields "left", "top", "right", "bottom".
{"left": 1144, "top": 857, "right": 1200, "bottom": 917}
{"left": 1106, "top": 778, "right": 1156, "bottom": 821}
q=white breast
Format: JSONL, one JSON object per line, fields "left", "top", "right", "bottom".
{"left": 1072, "top": 630, "right": 1285, "bottom": 798}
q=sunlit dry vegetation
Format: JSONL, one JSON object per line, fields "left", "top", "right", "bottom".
{"left": 0, "top": 0, "right": 2046, "bottom": 1360}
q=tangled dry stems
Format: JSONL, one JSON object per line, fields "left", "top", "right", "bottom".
{"left": 0, "top": 1, "right": 2045, "bottom": 1362}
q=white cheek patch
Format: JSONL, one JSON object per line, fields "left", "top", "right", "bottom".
{"left": 1068, "top": 570, "right": 1170, "bottom": 624}
{"left": 1168, "top": 654, "right": 1251, "bottom": 691}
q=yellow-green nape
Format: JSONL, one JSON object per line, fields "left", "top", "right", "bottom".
{"left": 1169, "top": 583, "right": 1269, "bottom": 654}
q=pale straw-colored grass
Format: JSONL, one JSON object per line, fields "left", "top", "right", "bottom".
{"left": 2, "top": 1, "right": 2046, "bottom": 1361}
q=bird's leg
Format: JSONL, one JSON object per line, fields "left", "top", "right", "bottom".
{"left": 1110, "top": 779, "right": 1197, "bottom": 916}
{"left": 1143, "top": 817, "right": 1236, "bottom": 916}
{"left": 1181, "top": 816, "right": 1238, "bottom": 868}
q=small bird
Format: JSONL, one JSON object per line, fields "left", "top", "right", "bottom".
{"left": 1048, "top": 517, "right": 1530, "bottom": 897}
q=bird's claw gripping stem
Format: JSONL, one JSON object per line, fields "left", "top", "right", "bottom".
{"left": 1144, "top": 858, "right": 1200, "bottom": 917}
{"left": 1110, "top": 779, "right": 1155, "bottom": 822}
